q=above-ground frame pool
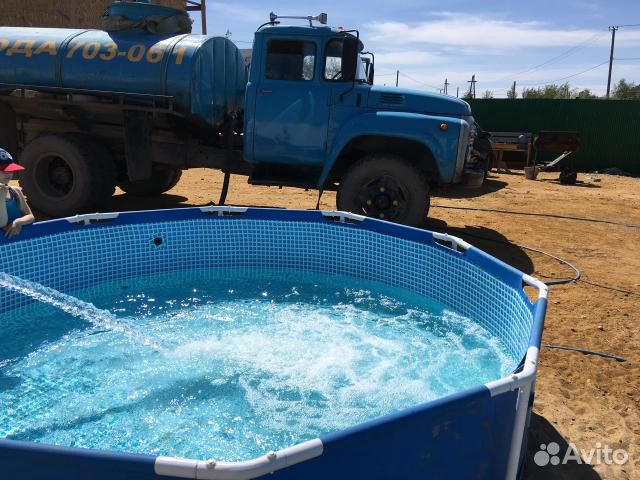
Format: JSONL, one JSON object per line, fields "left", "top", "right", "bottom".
{"left": 0, "top": 207, "right": 547, "bottom": 480}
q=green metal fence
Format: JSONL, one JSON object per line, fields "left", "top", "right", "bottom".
{"left": 468, "top": 99, "right": 640, "bottom": 175}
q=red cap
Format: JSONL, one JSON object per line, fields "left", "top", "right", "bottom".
{"left": 0, "top": 162, "right": 24, "bottom": 173}
{"left": 0, "top": 148, "right": 23, "bottom": 172}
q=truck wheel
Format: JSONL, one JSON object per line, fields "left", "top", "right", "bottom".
{"left": 18, "top": 135, "right": 116, "bottom": 217}
{"left": 118, "top": 164, "right": 182, "bottom": 196}
{"left": 337, "top": 154, "right": 430, "bottom": 227}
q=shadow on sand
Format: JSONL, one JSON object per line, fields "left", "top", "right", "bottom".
{"left": 426, "top": 216, "right": 535, "bottom": 275}
{"left": 537, "top": 178, "right": 602, "bottom": 189}
{"left": 523, "top": 413, "right": 602, "bottom": 479}
{"left": 435, "top": 178, "right": 508, "bottom": 199}
{"left": 109, "top": 193, "right": 196, "bottom": 212}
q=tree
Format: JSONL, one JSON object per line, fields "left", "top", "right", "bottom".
{"left": 522, "top": 82, "right": 576, "bottom": 99}
{"left": 612, "top": 79, "right": 640, "bottom": 100}
{"left": 462, "top": 91, "right": 474, "bottom": 100}
{"left": 507, "top": 83, "right": 517, "bottom": 99}
{"left": 575, "top": 88, "right": 597, "bottom": 99}
{"left": 482, "top": 90, "right": 494, "bottom": 99}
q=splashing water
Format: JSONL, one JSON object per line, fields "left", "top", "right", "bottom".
{"left": 0, "top": 272, "right": 161, "bottom": 350}
{"left": 0, "top": 268, "right": 514, "bottom": 461}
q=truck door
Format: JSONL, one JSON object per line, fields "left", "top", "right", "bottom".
{"left": 252, "top": 39, "right": 329, "bottom": 168}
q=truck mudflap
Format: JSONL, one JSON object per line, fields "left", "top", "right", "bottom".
{"left": 463, "top": 166, "right": 485, "bottom": 188}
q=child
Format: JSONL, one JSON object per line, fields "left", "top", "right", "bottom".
{"left": 0, "top": 148, "right": 34, "bottom": 238}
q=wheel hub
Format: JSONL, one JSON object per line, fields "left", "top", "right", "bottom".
{"left": 358, "top": 176, "right": 407, "bottom": 220}
{"left": 50, "top": 164, "right": 72, "bottom": 188}
{"left": 37, "top": 155, "right": 74, "bottom": 197}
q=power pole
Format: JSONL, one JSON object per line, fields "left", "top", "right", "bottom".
{"left": 456, "top": 87, "right": 459, "bottom": 98}
{"left": 395, "top": 70, "right": 399, "bottom": 87}
{"left": 444, "top": 78, "right": 450, "bottom": 95}
{"left": 606, "top": 26, "right": 618, "bottom": 98}
{"left": 510, "top": 81, "right": 516, "bottom": 99}
{"left": 467, "top": 74, "right": 477, "bottom": 99}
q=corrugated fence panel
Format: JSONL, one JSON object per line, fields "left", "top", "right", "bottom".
{"left": 468, "top": 99, "right": 640, "bottom": 175}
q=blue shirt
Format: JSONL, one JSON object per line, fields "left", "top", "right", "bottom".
{"left": 5, "top": 188, "right": 22, "bottom": 224}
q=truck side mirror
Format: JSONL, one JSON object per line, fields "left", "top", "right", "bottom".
{"left": 341, "top": 36, "right": 359, "bottom": 82}
{"left": 367, "top": 62, "right": 374, "bottom": 84}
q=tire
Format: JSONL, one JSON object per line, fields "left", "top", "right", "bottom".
{"left": 118, "top": 164, "right": 182, "bottom": 196}
{"left": 337, "top": 154, "right": 430, "bottom": 227}
{"left": 18, "top": 135, "right": 116, "bottom": 217}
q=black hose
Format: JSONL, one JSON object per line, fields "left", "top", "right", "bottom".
{"left": 543, "top": 344, "right": 626, "bottom": 362}
{"left": 445, "top": 227, "right": 580, "bottom": 286}
{"left": 431, "top": 204, "right": 640, "bottom": 229}
{"left": 435, "top": 207, "right": 632, "bottom": 362}
{"left": 442, "top": 209, "right": 638, "bottom": 292}
{"left": 444, "top": 228, "right": 629, "bottom": 362}
{"left": 577, "top": 279, "right": 640, "bottom": 297}
{"left": 218, "top": 171, "right": 230, "bottom": 206}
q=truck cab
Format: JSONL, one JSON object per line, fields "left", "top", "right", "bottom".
{"left": 244, "top": 21, "right": 479, "bottom": 225}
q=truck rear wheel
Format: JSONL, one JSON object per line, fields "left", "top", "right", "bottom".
{"left": 336, "top": 154, "right": 430, "bottom": 227}
{"left": 118, "top": 164, "right": 182, "bottom": 197}
{"left": 18, "top": 135, "right": 116, "bottom": 217}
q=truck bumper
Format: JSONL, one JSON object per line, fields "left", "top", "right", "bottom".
{"left": 453, "top": 117, "right": 474, "bottom": 183}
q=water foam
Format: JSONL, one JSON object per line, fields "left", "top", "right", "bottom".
{"left": 0, "top": 268, "right": 514, "bottom": 461}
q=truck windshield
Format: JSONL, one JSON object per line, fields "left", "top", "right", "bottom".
{"left": 324, "top": 37, "right": 366, "bottom": 82}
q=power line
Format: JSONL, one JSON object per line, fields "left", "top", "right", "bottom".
{"left": 519, "top": 61, "right": 609, "bottom": 87}
{"left": 398, "top": 72, "right": 440, "bottom": 90}
{"left": 492, "top": 30, "right": 607, "bottom": 81}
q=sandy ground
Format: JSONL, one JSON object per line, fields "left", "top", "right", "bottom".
{"left": 31, "top": 168, "right": 640, "bottom": 478}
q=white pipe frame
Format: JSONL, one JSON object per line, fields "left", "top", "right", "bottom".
{"left": 155, "top": 439, "right": 323, "bottom": 480}
{"left": 485, "top": 273, "right": 548, "bottom": 480}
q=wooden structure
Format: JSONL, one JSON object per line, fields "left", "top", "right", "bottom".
{"left": 0, "top": 1, "right": 186, "bottom": 29}
{"left": 489, "top": 132, "right": 533, "bottom": 168}
{"left": 534, "top": 131, "right": 580, "bottom": 171}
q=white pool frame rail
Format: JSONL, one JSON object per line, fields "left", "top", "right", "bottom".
{"left": 154, "top": 439, "right": 324, "bottom": 480}
{"left": 486, "top": 273, "right": 548, "bottom": 480}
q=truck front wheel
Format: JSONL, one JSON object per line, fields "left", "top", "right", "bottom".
{"left": 118, "top": 164, "right": 182, "bottom": 197}
{"left": 336, "top": 154, "right": 430, "bottom": 227}
{"left": 19, "top": 135, "right": 116, "bottom": 217}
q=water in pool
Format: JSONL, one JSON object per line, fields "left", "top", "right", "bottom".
{"left": 0, "top": 268, "right": 513, "bottom": 461}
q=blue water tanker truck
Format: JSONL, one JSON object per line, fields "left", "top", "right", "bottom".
{"left": 0, "top": 1, "right": 486, "bottom": 226}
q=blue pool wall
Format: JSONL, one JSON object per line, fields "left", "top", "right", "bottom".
{"left": 0, "top": 208, "right": 547, "bottom": 480}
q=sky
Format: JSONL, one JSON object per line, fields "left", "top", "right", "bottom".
{"left": 189, "top": 1, "right": 640, "bottom": 98}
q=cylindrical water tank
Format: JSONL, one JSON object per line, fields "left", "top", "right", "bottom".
{"left": 0, "top": 26, "right": 247, "bottom": 128}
